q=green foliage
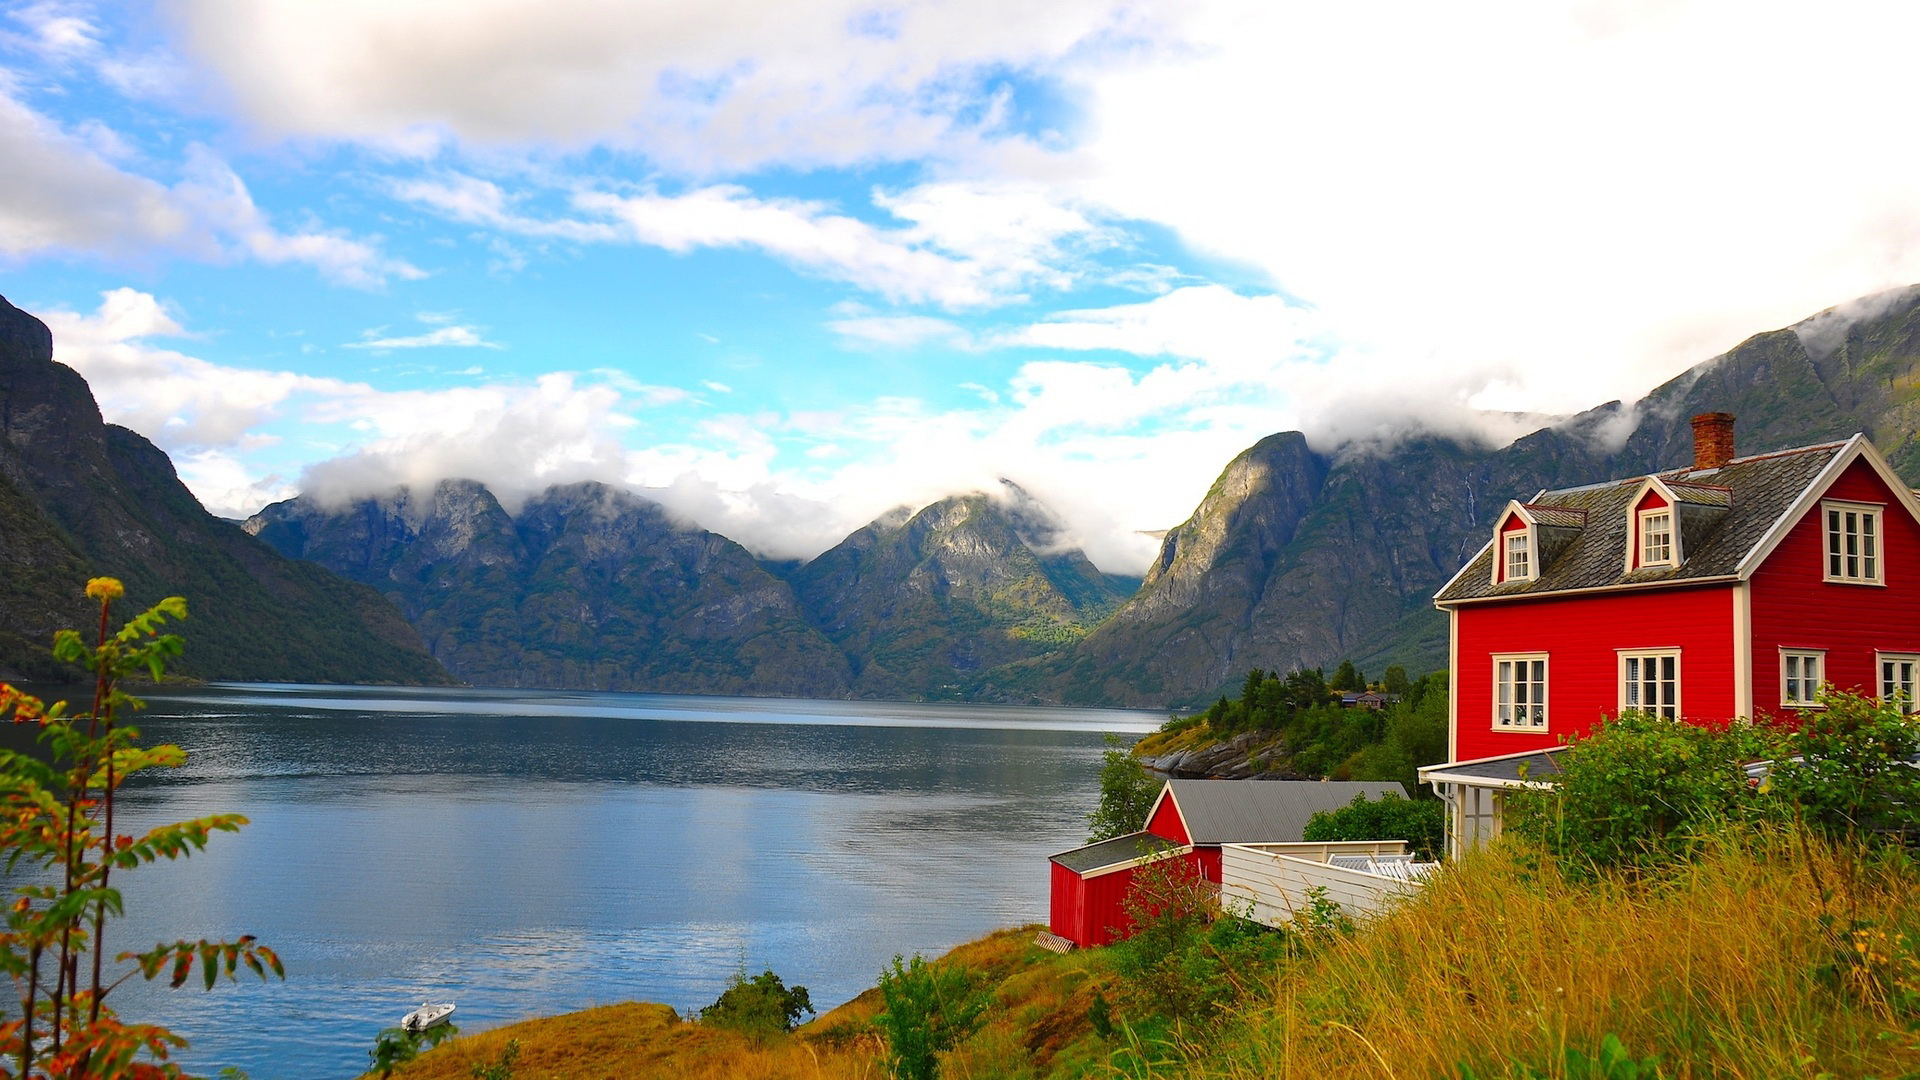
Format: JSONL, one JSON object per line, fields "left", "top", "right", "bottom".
{"left": 875, "top": 953, "right": 988, "bottom": 1080}
{"left": 368, "top": 1022, "right": 458, "bottom": 1078}
{"left": 1505, "top": 711, "right": 1783, "bottom": 871}
{"left": 1108, "top": 856, "right": 1290, "bottom": 1028}
{"left": 1761, "top": 691, "right": 1920, "bottom": 846}
{"left": 1329, "top": 660, "right": 1363, "bottom": 692}
{"left": 470, "top": 1038, "right": 521, "bottom": 1080}
{"left": 1303, "top": 792, "right": 1446, "bottom": 860}
{"left": 1459, "top": 1034, "right": 1662, "bottom": 1080}
{"left": 700, "top": 969, "right": 815, "bottom": 1037}
{"left": 1087, "top": 735, "right": 1161, "bottom": 842}
{"left": 0, "top": 580, "right": 282, "bottom": 1077}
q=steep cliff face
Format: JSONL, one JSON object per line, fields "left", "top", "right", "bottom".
{"left": 0, "top": 294, "right": 450, "bottom": 683}
{"left": 790, "top": 484, "right": 1134, "bottom": 696}
{"left": 1023, "top": 287, "right": 1920, "bottom": 707}
{"left": 249, "top": 480, "right": 854, "bottom": 696}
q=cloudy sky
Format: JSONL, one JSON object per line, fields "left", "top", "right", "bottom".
{"left": 4, "top": 1, "right": 1919, "bottom": 571}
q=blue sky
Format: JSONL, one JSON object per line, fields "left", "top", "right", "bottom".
{"left": 5, "top": 1, "right": 1919, "bottom": 569}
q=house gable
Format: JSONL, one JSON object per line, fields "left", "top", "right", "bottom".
{"left": 1144, "top": 787, "right": 1190, "bottom": 844}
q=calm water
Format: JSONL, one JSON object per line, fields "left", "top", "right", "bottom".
{"left": 30, "top": 684, "right": 1158, "bottom": 1079}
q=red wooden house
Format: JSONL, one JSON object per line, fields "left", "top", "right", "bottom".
{"left": 1047, "top": 778, "right": 1399, "bottom": 947}
{"left": 1418, "top": 413, "right": 1920, "bottom": 854}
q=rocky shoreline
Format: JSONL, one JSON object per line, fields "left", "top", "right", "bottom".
{"left": 1136, "top": 730, "right": 1308, "bottom": 780}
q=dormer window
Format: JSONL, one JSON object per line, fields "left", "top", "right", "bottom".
{"left": 1639, "top": 509, "right": 1674, "bottom": 567}
{"left": 1504, "top": 532, "right": 1531, "bottom": 581}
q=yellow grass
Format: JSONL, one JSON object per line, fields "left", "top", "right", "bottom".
{"left": 1159, "top": 830, "right": 1920, "bottom": 1079}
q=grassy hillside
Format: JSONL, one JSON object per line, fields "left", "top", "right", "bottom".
{"left": 371, "top": 830, "right": 1920, "bottom": 1079}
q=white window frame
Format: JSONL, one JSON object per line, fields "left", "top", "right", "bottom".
{"left": 1878, "top": 652, "right": 1920, "bottom": 714}
{"left": 1501, "top": 529, "right": 1534, "bottom": 583}
{"left": 1618, "top": 648, "right": 1681, "bottom": 719}
{"left": 1780, "top": 649, "right": 1826, "bottom": 709}
{"left": 1637, "top": 508, "right": 1675, "bottom": 569}
{"left": 1492, "top": 652, "right": 1549, "bottom": 731}
{"left": 1822, "top": 500, "right": 1884, "bottom": 585}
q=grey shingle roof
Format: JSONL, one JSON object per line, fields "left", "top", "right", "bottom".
{"left": 1435, "top": 440, "right": 1849, "bottom": 604}
{"left": 1049, "top": 830, "right": 1177, "bottom": 874}
{"left": 1163, "top": 779, "right": 1406, "bottom": 844}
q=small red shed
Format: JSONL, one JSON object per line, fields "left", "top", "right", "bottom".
{"left": 1048, "top": 778, "right": 1403, "bottom": 947}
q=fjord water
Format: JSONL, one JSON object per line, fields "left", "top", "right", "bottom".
{"left": 81, "top": 684, "right": 1158, "bottom": 1078}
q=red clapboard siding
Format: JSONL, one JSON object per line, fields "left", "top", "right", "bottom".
{"left": 1454, "top": 583, "right": 1736, "bottom": 761}
{"left": 1749, "top": 458, "right": 1920, "bottom": 720}
{"left": 1146, "top": 796, "right": 1190, "bottom": 844}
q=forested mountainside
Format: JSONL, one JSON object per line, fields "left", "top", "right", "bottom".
{"left": 0, "top": 295, "right": 450, "bottom": 684}
{"left": 1009, "top": 286, "right": 1920, "bottom": 706}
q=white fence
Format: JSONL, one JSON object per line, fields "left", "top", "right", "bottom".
{"left": 1220, "top": 840, "right": 1437, "bottom": 924}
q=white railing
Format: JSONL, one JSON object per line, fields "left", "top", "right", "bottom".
{"left": 1220, "top": 840, "right": 1437, "bottom": 924}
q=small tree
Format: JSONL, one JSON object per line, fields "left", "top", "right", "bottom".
{"left": 1303, "top": 792, "right": 1445, "bottom": 860}
{"left": 0, "top": 579, "right": 282, "bottom": 1077}
{"left": 700, "top": 969, "right": 814, "bottom": 1037}
{"left": 875, "top": 954, "right": 987, "bottom": 1080}
{"left": 1087, "top": 735, "right": 1161, "bottom": 843}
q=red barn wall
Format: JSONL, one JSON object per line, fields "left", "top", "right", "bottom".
{"left": 1049, "top": 849, "right": 1218, "bottom": 948}
{"left": 1453, "top": 583, "right": 1736, "bottom": 760}
{"left": 1749, "top": 458, "right": 1920, "bottom": 719}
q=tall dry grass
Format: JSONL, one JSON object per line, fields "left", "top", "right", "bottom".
{"left": 1161, "top": 829, "right": 1920, "bottom": 1079}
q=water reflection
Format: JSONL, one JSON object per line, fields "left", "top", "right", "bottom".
{"left": 47, "top": 685, "right": 1159, "bottom": 1079}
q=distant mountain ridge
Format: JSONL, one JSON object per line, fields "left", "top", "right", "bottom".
{"left": 248, "top": 477, "right": 1134, "bottom": 697}
{"left": 0, "top": 295, "right": 451, "bottom": 684}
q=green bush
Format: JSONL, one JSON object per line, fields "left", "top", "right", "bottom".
{"left": 1762, "top": 691, "right": 1920, "bottom": 847}
{"left": 1108, "top": 855, "right": 1290, "bottom": 1027}
{"left": 1304, "top": 792, "right": 1445, "bottom": 860}
{"left": 701, "top": 969, "right": 815, "bottom": 1037}
{"left": 1505, "top": 711, "right": 1781, "bottom": 871}
{"left": 876, "top": 954, "right": 988, "bottom": 1080}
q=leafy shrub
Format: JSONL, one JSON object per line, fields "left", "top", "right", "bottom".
{"left": 1088, "top": 734, "right": 1161, "bottom": 842}
{"left": 0, "top": 580, "right": 282, "bottom": 1077}
{"left": 1109, "top": 855, "right": 1289, "bottom": 1027}
{"left": 1304, "top": 792, "right": 1445, "bottom": 860}
{"left": 876, "top": 953, "right": 988, "bottom": 1080}
{"left": 1504, "top": 711, "right": 1782, "bottom": 870}
{"left": 369, "top": 1023, "right": 458, "bottom": 1078}
{"left": 701, "top": 969, "right": 815, "bottom": 1037}
{"left": 1761, "top": 690, "right": 1920, "bottom": 847}
{"left": 470, "top": 1038, "right": 521, "bottom": 1080}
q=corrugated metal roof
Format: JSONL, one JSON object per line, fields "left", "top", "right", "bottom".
{"left": 1164, "top": 779, "right": 1406, "bottom": 845}
{"left": 1436, "top": 440, "right": 1848, "bottom": 604}
{"left": 1049, "top": 830, "right": 1177, "bottom": 874}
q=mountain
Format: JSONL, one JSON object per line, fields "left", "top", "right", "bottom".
{"left": 1009, "top": 286, "right": 1920, "bottom": 706}
{"left": 0, "top": 295, "right": 450, "bottom": 684}
{"left": 246, "top": 480, "right": 855, "bottom": 696}
{"left": 789, "top": 482, "right": 1136, "bottom": 697}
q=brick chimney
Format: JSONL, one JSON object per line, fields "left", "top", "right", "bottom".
{"left": 1691, "top": 412, "right": 1736, "bottom": 470}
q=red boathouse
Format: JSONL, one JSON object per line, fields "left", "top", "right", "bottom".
{"left": 1047, "top": 778, "right": 1400, "bottom": 947}
{"left": 1419, "top": 414, "right": 1920, "bottom": 854}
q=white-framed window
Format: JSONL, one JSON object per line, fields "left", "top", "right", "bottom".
{"left": 1781, "top": 650, "right": 1826, "bottom": 708}
{"left": 1503, "top": 531, "right": 1532, "bottom": 582}
{"left": 1493, "top": 653, "right": 1548, "bottom": 730}
{"left": 1638, "top": 508, "right": 1674, "bottom": 568}
{"left": 1879, "top": 653, "right": 1920, "bottom": 714}
{"left": 1823, "top": 501, "right": 1883, "bottom": 584}
{"left": 1619, "top": 649, "right": 1681, "bottom": 719}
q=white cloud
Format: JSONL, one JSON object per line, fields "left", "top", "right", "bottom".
{"left": 0, "top": 91, "right": 419, "bottom": 286}
{"left": 167, "top": 0, "right": 1154, "bottom": 169}
{"left": 828, "top": 314, "right": 971, "bottom": 348}
{"left": 346, "top": 324, "right": 502, "bottom": 350}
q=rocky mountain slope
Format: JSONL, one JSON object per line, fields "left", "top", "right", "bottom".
{"left": 0, "top": 295, "right": 450, "bottom": 684}
{"left": 247, "top": 480, "right": 856, "bottom": 696}
{"left": 789, "top": 482, "right": 1135, "bottom": 697}
{"left": 1011, "top": 286, "right": 1920, "bottom": 706}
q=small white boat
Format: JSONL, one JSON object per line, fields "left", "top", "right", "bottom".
{"left": 400, "top": 1000, "right": 456, "bottom": 1033}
